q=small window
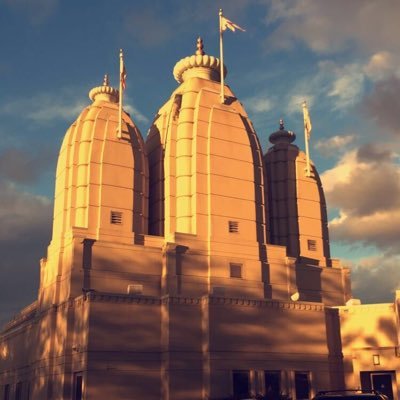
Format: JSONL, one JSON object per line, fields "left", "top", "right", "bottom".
{"left": 73, "top": 373, "right": 83, "bottom": 400}
{"left": 230, "top": 263, "right": 242, "bottom": 278}
{"left": 228, "top": 220, "right": 239, "bottom": 233}
{"left": 15, "top": 382, "right": 22, "bottom": 400}
{"left": 307, "top": 239, "right": 317, "bottom": 251}
{"left": 295, "top": 372, "right": 310, "bottom": 400}
{"left": 233, "top": 370, "right": 250, "bottom": 399}
{"left": 265, "top": 371, "right": 281, "bottom": 399}
{"left": 3, "top": 384, "right": 10, "bottom": 400}
{"left": 127, "top": 284, "right": 143, "bottom": 295}
{"left": 110, "top": 211, "right": 123, "bottom": 225}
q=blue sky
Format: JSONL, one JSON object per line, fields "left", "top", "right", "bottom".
{"left": 1, "top": 0, "right": 400, "bottom": 325}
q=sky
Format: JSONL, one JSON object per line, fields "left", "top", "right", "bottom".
{"left": 1, "top": 0, "right": 400, "bottom": 326}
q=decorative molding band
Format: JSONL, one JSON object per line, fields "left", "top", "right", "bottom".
{"left": 82, "top": 291, "right": 325, "bottom": 311}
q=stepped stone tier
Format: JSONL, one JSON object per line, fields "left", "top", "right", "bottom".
{"left": 1, "top": 39, "right": 400, "bottom": 400}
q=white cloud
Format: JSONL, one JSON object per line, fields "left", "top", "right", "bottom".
{"left": 0, "top": 92, "right": 87, "bottom": 123}
{"left": 243, "top": 96, "right": 274, "bottom": 114}
{"left": 286, "top": 94, "right": 315, "bottom": 116}
{"left": 327, "top": 64, "right": 365, "bottom": 110}
{"left": 314, "top": 134, "right": 356, "bottom": 156}
{"left": 124, "top": 102, "right": 149, "bottom": 124}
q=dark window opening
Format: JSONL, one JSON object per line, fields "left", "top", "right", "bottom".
{"left": 3, "top": 384, "right": 10, "bottom": 400}
{"left": 74, "top": 373, "right": 83, "bottom": 400}
{"left": 295, "top": 372, "right": 310, "bottom": 400}
{"left": 230, "top": 263, "right": 243, "bottom": 278}
{"left": 15, "top": 382, "right": 22, "bottom": 400}
{"left": 233, "top": 370, "right": 250, "bottom": 399}
{"left": 265, "top": 371, "right": 281, "bottom": 399}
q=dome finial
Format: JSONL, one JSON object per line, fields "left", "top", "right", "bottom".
{"left": 173, "top": 38, "right": 226, "bottom": 83}
{"left": 269, "top": 119, "right": 296, "bottom": 145}
{"left": 103, "top": 74, "right": 109, "bottom": 86}
{"left": 89, "top": 75, "right": 118, "bottom": 103}
{"left": 196, "top": 37, "right": 205, "bottom": 55}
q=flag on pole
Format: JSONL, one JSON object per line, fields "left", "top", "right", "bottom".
{"left": 220, "top": 15, "right": 246, "bottom": 33}
{"left": 302, "top": 101, "right": 312, "bottom": 140}
{"left": 117, "top": 49, "right": 125, "bottom": 139}
{"left": 218, "top": 9, "right": 245, "bottom": 103}
{"left": 121, "top": 62, "right": 127, "bottom": 91}
{"left": 302, "top": 101, "right": 312, "bottom": 177}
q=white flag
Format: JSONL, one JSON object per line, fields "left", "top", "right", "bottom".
{"left": 220, "top": 15, "right": 245, "bottom": 33}
{"left": 302, "top": 101, "right": 312, "bottom": 140}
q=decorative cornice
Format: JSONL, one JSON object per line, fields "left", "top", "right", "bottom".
{"left": 82, "top": 291, "right": 325, "bottom": 311}
{"left": 85, "top": 291, "right": 161, "bottom": 305}
{"left": 89, "top": 84, "right": 119, "bottom": 103}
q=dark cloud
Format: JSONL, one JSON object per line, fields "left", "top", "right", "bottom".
{"left": 329, "top": 211, "right": 400, "bottom": 255}
{"left": 323, "top": 146, "right": 400, "bottom": 255}
{"left": 0, "top": 147, "right": 56, "bottom": 184}
{"left": 360, "top": 76, "right": 400, "bottom": 135}
{"left": 327, "top": 160, "right": 400, "bottom": 217}
{"left": 265, "top": 0, "right": 400, "bottom": 55}
{"left": 351, "top": 256, "right": 400, "bottom": 303}
{"left": 0, "top": 180, "right": 52, "bottom": 328}
{"left": 356, "top": 143, "right": 393, "bottom": 163}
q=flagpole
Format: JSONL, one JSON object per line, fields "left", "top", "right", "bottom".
{"left": 303, "top": 101, "right": 311, "bottom": 177}
{"left": 118, "top": 49, "right": 123, "bottom": 139}
{"left": 219, "top": 9, "right": 225, "bottom": 104}
{"left": 304, "top": 125, "right": 311, "bottom": 177}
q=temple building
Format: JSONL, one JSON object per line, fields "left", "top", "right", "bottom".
{"left": 1, "top": 38, "right": 400, "bottom": 400}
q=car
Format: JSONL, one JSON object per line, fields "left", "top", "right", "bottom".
{"left": 313, "top": 390, "right": 389, "bottom": 400}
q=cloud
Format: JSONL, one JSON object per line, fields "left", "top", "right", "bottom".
{"left": 360, "top": 76, "right": 400, "bottom": 136}
{"left": 123, "top": 0, "right": 253, "bottom": 47}
{"left": 124, "top": 101, "right": 149, "bottom": 124}
{"left": 265, "top": 0, "right": 400, "bottom": 55}
{"left": 326, "top": 64, "right": 365, "bottom": 110}
{"left": 350, "top": 254, "right": 400, "bottom": 303}
{"left": 0, "top": 180, "right": 52, "bottom": 327}
{"left": 243, "top": 96, "right": 274, "bottom": 114}
{"left": 283, "top": 51, "right": 400, "bottom": 117}
{"left": 321, "top": 145, "right": 400, "bottom": 254}
{"left": 314, "top": 134, "right": 355, "bottom": 156}
{"left": 0, "top": 147, "right": 56, "bottom": 184}
{"left": 0, "top": 92, "right": 87, "bottom": 123}
{"left": 363, "top": 51, "right": 400, "bottom": 81}
{"left": 2, "top": 0, "right": 58, "bottom": 25}
{"left": 286, "top": 94, "right": 315, "bottom": 116}
{"left": 124, "top": 7, "right": 174, "bottom": 47}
